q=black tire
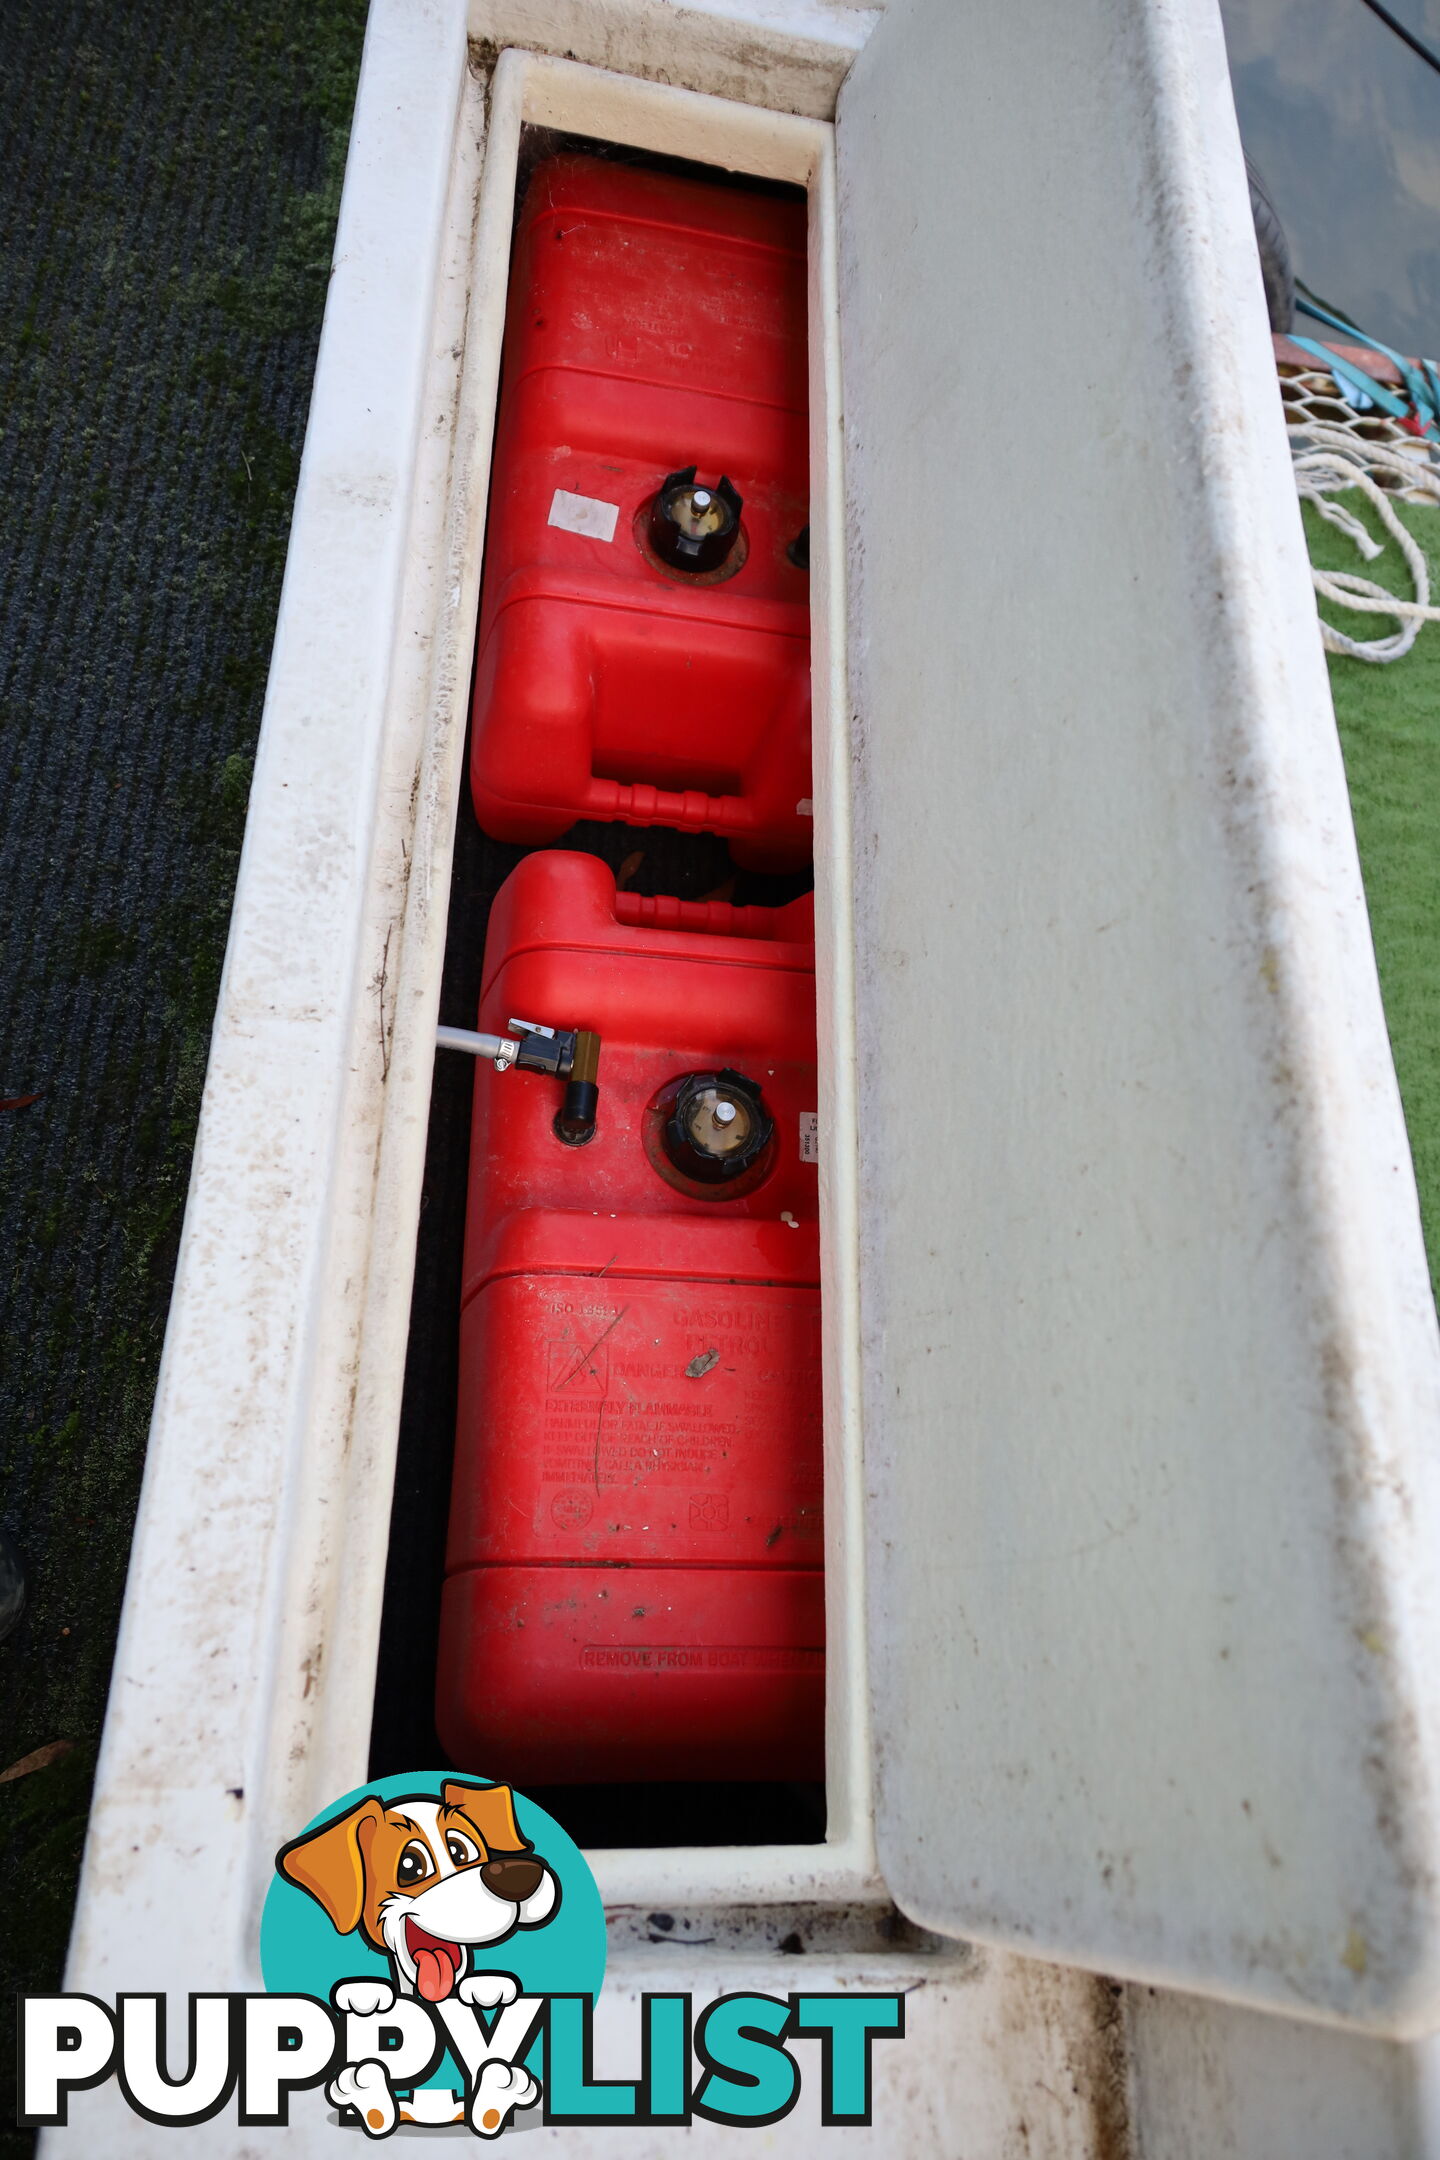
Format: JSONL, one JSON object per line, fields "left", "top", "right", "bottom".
{"left": 1246, "top": 154, "right": 1295, "bottom": 335}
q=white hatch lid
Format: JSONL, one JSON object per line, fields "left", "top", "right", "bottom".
{"left": 836, "top": 0, "right": 1440, "bottom": 2034}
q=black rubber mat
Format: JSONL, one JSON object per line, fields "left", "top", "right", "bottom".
{"left": 0, "top": 1, "right": 368, "bottom": 2123}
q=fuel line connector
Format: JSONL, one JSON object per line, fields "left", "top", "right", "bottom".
{"left": 436, "top": 1018, "right": 601, "bottom": 1145}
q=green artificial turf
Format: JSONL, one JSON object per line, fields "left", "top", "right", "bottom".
{"left": 1303, "top": 491, "right": 1440, "bottom": 1308}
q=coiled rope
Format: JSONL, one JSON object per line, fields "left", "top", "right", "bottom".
{"left": 1291, "top": 421, "right": 1440, "bottom": 663}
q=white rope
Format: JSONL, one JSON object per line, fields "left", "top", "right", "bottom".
{"left": 1291, "top": 419, "right": 1440, "bottom": 663}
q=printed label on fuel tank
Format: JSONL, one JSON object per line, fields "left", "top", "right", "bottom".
{"left": 548, "top": 1338, "right": 610, "bottom": 1394}
{"left": 799, "top": 1111, "right": 819, "bottom": 1163}
{"left": 548, "top": 487, "right": 620, "bottom": 542}
{"left": 579, "top": 1645, "right": 824, "bottom": 1672}
{"left": 468, "top": 1278, "right": 823, "bottom": 1564}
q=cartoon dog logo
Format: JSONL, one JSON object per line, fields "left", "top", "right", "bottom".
{"left": 277, "top": 1779, "right": 559, "bottom": 2134}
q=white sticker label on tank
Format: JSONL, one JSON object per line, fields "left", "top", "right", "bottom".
{"left": 548, "top": 488, "right": 620, "bottom": 543}
{"left": 796, "top": 798, "right": 814, "bottom": 817}
{"left": 799, "top": 1112, "right": 819, "bottom": 1164}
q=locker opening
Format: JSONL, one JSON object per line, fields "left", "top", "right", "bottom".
{"left": 370, "top": 128, "right": 827, "bottom": 1852}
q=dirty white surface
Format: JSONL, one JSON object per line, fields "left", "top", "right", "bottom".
{"left": 52, "top": 1934, "right": 1133, "bottom": 2156}
{"left": 839, "top": 0, "right": 1440, "bottom": 2035}
{"left": 465, "top": 0, "right": 878, "bottom": 117}
{"left": 1126, "top": 1980, "right": 1440, "bottom": 2157}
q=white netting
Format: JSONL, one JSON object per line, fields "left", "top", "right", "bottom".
{"left": 1282, "top": 363, "right": 1440, "bottom": 663}
{"left": 1280, "top": 366, "right": 1439, "bottom": 498}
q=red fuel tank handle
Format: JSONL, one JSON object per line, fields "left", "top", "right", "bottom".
{"left": 435, "top": 1019, "right": 601, "bottom": 1145}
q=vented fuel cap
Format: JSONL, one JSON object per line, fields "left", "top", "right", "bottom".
{"left": 662, "top": 1068, "right": 773, "bottom": 1185}
{"left": 648, "top": 467, "right": 743, "bottom": 574}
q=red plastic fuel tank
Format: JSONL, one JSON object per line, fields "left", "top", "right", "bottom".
{"left": 469, "top": 156, "right": 813, "bottom": 873}
{"left": 437, "top": 852, "right": 824, "bottom": 1783}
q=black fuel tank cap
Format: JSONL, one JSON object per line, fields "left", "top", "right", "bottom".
{"left": 648, "top": 467, "right": 743, "bottom": 575}
{"left": 661, "top": 1068, "right": 774, "bottom": 1185}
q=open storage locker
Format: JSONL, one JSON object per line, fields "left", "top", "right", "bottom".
{"left": 369, "top": 71, "right": 854, "bottom": 1857}
{"left": 54, "top": 0, "right": 1440, "bottom": 2149}
{"left": 384, "top": 50, "right": 874, "bottom": 1900}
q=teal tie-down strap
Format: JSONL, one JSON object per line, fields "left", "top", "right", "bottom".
{"left": 1294, "top": 297, "right": 1440, "bottom": 438}
{"left": 1288, "top": 335, "right": 1412, "bottom": 420}
{"left": 1286, "top": 334, "right": 1407, "bottom": 419}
